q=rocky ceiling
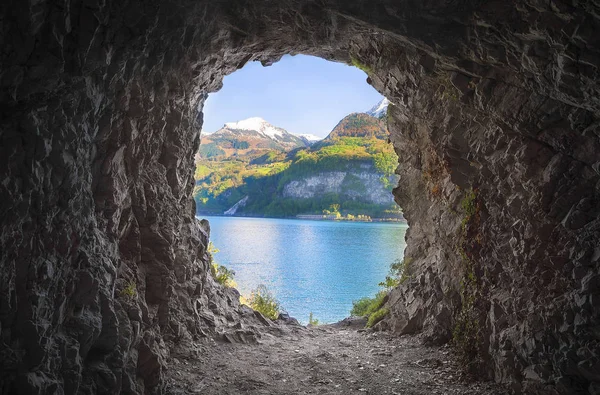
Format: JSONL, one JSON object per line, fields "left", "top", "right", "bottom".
{"left": 1, "top": 0, "right": 599, "bottom": 394}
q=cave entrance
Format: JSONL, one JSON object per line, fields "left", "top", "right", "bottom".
{"left": 3, "top": 1, "right": 597, "bottom": 392}
{"left": 194, "top": 55, "right": 408, "bottom": 324}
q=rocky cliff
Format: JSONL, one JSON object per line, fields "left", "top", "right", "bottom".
{"left": 282, "top": 167, "right": 394, "bottom": 206}
{"left": 0, "top": 1, "right": 598, "bottom": 394}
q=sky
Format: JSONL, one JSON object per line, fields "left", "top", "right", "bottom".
{"left": 202, "top": 54, "right": 384, "bottom": 138}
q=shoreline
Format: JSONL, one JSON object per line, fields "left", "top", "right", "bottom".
{"left": 196, "top": 213, "right": 407, "bottom": 224}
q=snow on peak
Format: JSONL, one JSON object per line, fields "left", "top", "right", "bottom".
{"left": 366, "top": 98, "right": 389, "bottom": 118}
{"left": 298, "top": 133, "right": 322, "bottom": 142}
{"left": 224, "top": 117, "right": 285, "bottom": 139}
{"left": 225, "top": 117, "right": 267, "bottom": 131}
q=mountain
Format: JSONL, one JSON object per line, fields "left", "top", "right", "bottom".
{"left": 194, "top": 112, "right": 402, "bottom": 220}
{"left": 324, "top": 113, "right": 388, "bottom": 141}
{"left": 298, "top": 133, "right": 322, "bottom": 146}
{"left": 366, "top": 98, "right": 389, "bottom": 119}
{"left": 199, "top": 117, "right": 307, "bottom": 159}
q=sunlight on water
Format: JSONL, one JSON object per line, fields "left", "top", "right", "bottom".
{"left": 200, "top": 216, "right": 407, "bottom": 324}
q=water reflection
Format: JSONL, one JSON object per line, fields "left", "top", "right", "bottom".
{"left": 202, "top": 216, "right": 407, "bottom": 324}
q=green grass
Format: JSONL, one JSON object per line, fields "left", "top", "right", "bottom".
{"left": 367, "top": 307, "right": 389, "bottom": 328}
{"left": 460, "top": 188, "right": 477, "bottom": 232}
{"left": 247, "top": 166, "right": 275, "bottom": 177}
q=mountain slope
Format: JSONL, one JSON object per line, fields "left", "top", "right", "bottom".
{"left": 366, "top": 98, "right": 389, "bottom": 119}
{"left": 199, "top": 117, "right": 307, "bottom": 159}
{"left": 194, "top": 111, "right": 400, "bottom": 219}
{"left": 298, "top": 133, "right": 322, "bottom": 146}
{"left": 193, "top": 102, "right": 403, "bottom": 219}
{"left": 194, "top": 136, "right": 400, "bottom": 218}
{"left": 324, "top": 113, "right": 388, "bottom": 141}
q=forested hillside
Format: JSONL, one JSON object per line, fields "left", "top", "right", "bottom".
{"left": 194, "top": 106, "right": 403, "bottom": 219}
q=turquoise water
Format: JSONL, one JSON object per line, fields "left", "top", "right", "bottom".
{"left": 201, "top": 216, "right": 408, "bottom": 324}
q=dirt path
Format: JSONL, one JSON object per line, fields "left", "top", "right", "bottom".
{"left": 166, "top": 321, "right": 504, "bottom": 395}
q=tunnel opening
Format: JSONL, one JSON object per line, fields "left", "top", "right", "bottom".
{"left": 1, "top": 1, "right": 599, "bottom": 394}
{"left": 193, "top": 54, "right": 409, "bottom": 325}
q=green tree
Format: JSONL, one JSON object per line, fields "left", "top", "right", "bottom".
{"left": 378, "top": 257, "right": 413, "bottom": 289}
{"left": 373, "top": 152, "right": 397, "bottom": 177}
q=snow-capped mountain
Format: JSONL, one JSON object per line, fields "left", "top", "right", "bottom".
{"left": 223, "top": 117, "right": 288, "bottom": 140}
{"left": 199, "top": 117, "right": 307, "bottom": 158}
{"left": 298, "top": 133, "right": 322, "bottom": 146}
{"left": 366, "top": 98, "right": 389, "bottom": 119}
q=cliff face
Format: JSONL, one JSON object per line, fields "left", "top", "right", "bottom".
{"left": 282, "top": 167, "right": 394, "bottom": 206}
{"left": 0, "top": 1, "right": 599, "bottom": 394}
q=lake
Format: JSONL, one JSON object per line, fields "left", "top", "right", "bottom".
{"left": 200, "top": 216, "right": 408, "bottom": 324}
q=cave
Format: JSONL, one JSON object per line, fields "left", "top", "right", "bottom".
{"left": 1, "top": 0, "right": 599, "bottom": 394}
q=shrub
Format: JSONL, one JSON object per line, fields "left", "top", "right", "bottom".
{"left": 399, "top": 257, "right": 414, "bottom": 284}
{"left": 208, "top": 242, "right": 236, "bottom": 287}
{"left": 308, "top": 312, "right": 319, "bottom": 326}
{"left": 352, "top": 257, "right": 417, "bottom": 328}
{"left": 351, "top": 291, "right": 386, "bottom": 317}
{"left": 121, "top": 281, "right": 136, "bottom": 298}
{"left": 207, "top": 241, "right": 219, "bottom": 258}
{"left": 378, "top": 257, "right": 414, "bottom": 289}
{"left": 212, "top": 264, "right": 236, "bottom": 287}
{"left": 378, "top": 276, "right": 399, "bottom": 289}
{"left": 248, "top": 285, "right": 281, "bottom": 320}
{"left": 367, "top": 307, "right": 389, "bottom": 328}
{"left": 350, "top": 297, "right": 374, "bottom": 317}
{"left": 351, "top": 293, "right": 389, "bottom": 328}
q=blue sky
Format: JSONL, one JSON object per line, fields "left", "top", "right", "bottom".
{"left": 202, "top": 54, "right": 384, "bottom": 137}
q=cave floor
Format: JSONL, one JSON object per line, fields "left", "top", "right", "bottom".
{"left": 165, "top": 321, "right": 505, "bottom": 395}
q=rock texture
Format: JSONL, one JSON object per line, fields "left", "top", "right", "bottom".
{"left": 166, "top": 324, "right": 505, "bottom": 395}
{"left": 282, "top": 167, "right": 395, "bottom": 205}
{"left": 0, "top": 1, "right": 599, "bottom": 394}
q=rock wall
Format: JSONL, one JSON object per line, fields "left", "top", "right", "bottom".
{"left": 359, "top": 6, "right": 600, "bottom": 393}
{"left": 0, "top": 0, "right": 598, "bottom": 394}
{"left": 282, "top": 166, "right": 395, "bottom": 205}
